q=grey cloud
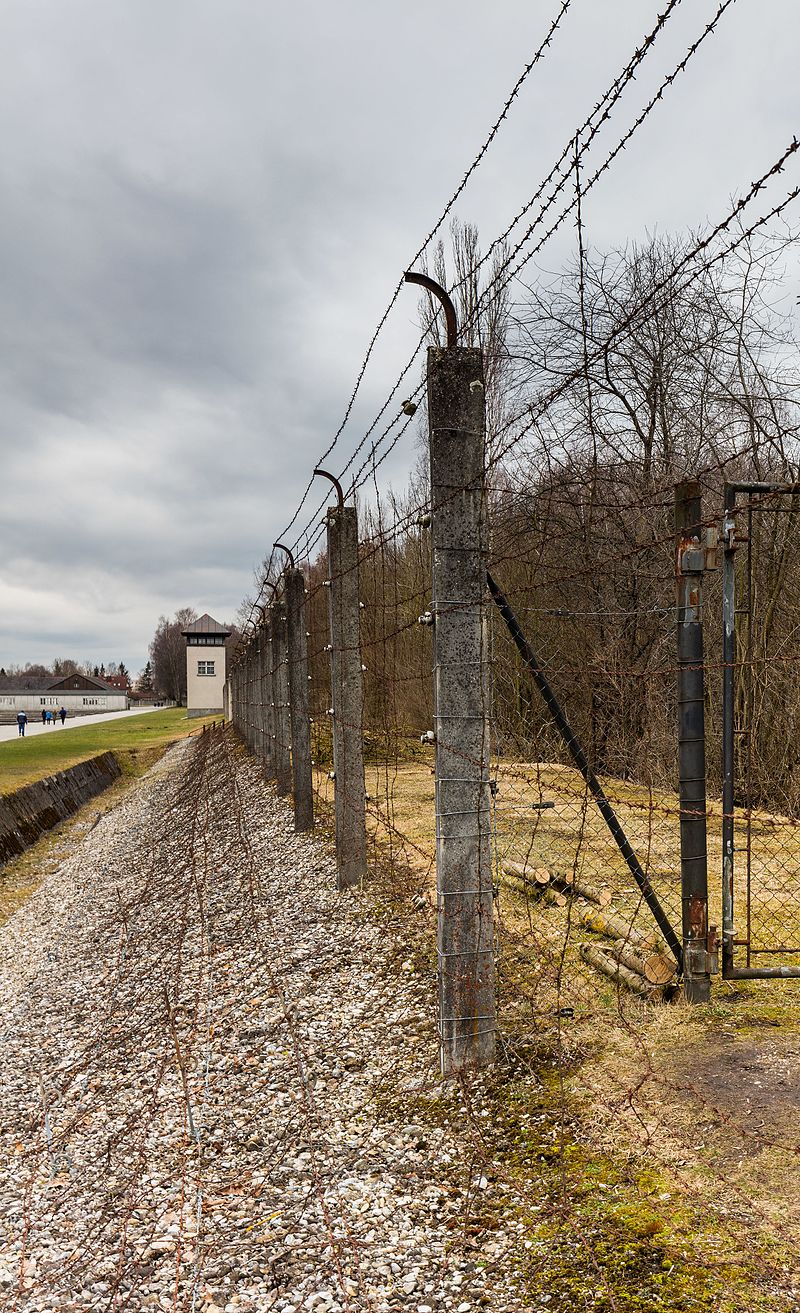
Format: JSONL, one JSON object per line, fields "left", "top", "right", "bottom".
{"left": 1, "top": 0, "right": 798, "bottom": 672}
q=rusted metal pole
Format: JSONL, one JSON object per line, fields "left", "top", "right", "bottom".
{"left": 410, "top": 270, "right": 495, "bottom": 1074}
{"left": 676, "top": 479, "right": 713, "bottom": 1002}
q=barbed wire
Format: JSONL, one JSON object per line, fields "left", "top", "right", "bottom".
{"left": 271, "top": 0, "right": 709, "bottom": 579}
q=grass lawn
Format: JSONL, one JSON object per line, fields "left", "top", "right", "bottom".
{"left": 0, "top": 708, "right": 219, "bottom": 793}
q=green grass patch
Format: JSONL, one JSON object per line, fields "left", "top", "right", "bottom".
{"left": 0, "top": 708, "right": 218, "bottom": 793}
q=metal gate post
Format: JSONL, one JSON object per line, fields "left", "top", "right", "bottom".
{"left": 721, "top": 486, "right": 737, "bottom": 979}
{"left": 675, "top": 480, "right": 714, "bottom": 1001}
{"left": 408, "top": 271, "right": 495, "bottom": 1074}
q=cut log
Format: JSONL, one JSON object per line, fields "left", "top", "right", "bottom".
{"left": 507, "top": 881, "right": 566, "bottom": 909}
{"left": 503, "top": 860, "right": 550, "bottom": 886}
{"left": 550, "top": 870, "right": 612, "bottom": 907}
{"left": 504, "top": 860, "right": 614, "bottom": 908}
{"left": 580, "top": 942, "right": 650, "bottom": 996}
{"left": 610, "top": 939, "right": 677, "bottom": 986}
{"left": 533, "top": 885, "right": 567, "bottom": 909}
{"left": 575, "top": 903, "right": 658, "bottom": 952}
{"left": 503, "top": 864, "right": 567, "bottom": 908}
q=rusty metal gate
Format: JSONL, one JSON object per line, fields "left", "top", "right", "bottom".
{"left": 722, "top": 481, "right": 800, "bottom": 978}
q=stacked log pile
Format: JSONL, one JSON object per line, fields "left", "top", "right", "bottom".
{"left": 502, "top": 859, "right": 678, "bottom": 995}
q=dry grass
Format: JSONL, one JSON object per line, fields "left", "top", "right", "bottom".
{"left": 315, "top": 748, "right": 800, "bottom": 1299}
{"left": 319, "top": 749, "right": 800, "bottom": 974}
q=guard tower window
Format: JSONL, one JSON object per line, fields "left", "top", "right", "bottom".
{"left": 197, "top": 660, "right": 215, "bottom": 677}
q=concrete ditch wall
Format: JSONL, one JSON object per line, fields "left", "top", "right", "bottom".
{"left": 0, "top": 752, "right": 121, "bottom": 868}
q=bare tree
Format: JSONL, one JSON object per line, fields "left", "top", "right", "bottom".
{"left": 52, "top": 657, "right": 80, "bottom": 677}
{"left": 149, "top": 608, "right": 197, "bottom": 703}
{"left": 512, "top": 228, "right": 800, "bottom": 482}
{"left": 490, "top": 228, "right": 800, "bottom": 786}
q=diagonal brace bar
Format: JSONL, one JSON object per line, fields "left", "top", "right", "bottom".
{"left": 486, "top": 570, "right": 683, "bottom": 969}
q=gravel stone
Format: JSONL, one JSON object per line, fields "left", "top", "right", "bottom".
{"left": 0, "top": 734, "right": 522, "bottom": 1310}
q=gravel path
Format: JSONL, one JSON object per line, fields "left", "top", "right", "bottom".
{"left": 0, "top": 729, "right": 522, "bottom": 1312}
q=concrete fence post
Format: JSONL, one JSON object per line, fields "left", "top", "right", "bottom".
{"left": 254, "top": 622, "right": 266, "bottom": 766}
{"left": 239, "top": 649, "right": 248, "bottom": 745}
{"left": 251, "top": 640, "right": 259, "bottom": 756}
{"left": 260, "top": 615, "right": 275, "bottom": 777}
{"left": 427, "top": 340, "right": 495, "bottom": 1074}
{"left": 249, "top": 642, "right": 258, "bottom": 754}
{"left": 270, "top": 600, "right": 292, "bottom": 796}
{"left": 285, "top": 567, "right": 314, "bottom": 832}
{"left": 237, "top": 661, "right": 244, "bottom": 737}
{"left": 675, "top": 479, "right": 713, "bottom": 1002}
{"left": 254, "top": 623, "right": 266, "bottom": 763}
{"left": 325, "top": 502, "right": 367, "bottom": 889}
{"left": 231, "top": 663, "right": 240, "bottom": 733}
{"left": 245, "top": 645, "right": 254, "bottom": 752}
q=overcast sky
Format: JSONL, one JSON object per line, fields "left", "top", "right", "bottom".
{"left": 1, "top": 0, "right": 797, "bottom": 674}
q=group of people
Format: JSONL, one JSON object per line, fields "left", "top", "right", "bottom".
{"left": 15, "top": 707, "right": 67, "bottom": 736}
{"left": 42, "top": 707, "right": 67, "bottom": 727}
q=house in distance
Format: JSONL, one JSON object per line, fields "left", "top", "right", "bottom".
{"left": 182, "top": 613, "right": 231, "bottom": 718}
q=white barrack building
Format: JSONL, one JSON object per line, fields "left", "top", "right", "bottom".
{"left": 0, "top": 673, "right": 129, "bottom": 717}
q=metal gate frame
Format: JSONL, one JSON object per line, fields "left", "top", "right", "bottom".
{"left": 722, "top": 480, "right": 800, "bottom": 979}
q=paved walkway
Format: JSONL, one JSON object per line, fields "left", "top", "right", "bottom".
{"left": 0, "top": 705, "right": 168, "bottom": 743}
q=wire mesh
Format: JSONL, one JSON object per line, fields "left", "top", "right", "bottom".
{"left": 725, "top": 487, "right": 800, "bottom": 972}
{"left": 217, "top": 21, "right": 800, "bottom": 1301}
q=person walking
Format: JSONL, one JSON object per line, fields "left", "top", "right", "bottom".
{"left": 45, "top": 709, "right": 51, "bottom": 726}
{"left": 16, "top": 710, "right": 27, "bottom": 737}
{"left": 41, "top": 708, "right": 47, "bottom": 725}
{"left": 59, "top": 707, "right": 67, "bottom": 725}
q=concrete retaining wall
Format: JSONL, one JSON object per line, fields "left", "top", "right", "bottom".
{"left": 0, "top": 752, "right": 121, "bottom": 867}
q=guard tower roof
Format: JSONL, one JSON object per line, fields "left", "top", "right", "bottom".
{"left": 181, "top": 613, "right": 231, "bottom": 638}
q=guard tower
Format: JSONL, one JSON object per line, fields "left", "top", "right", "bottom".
{"left": 182, "top": 613, "right": 231, "bottom": 717}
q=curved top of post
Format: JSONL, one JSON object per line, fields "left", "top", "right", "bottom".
{"left": 313, "top": 467, "right": 344, "bottom": 509}
{"left": 273, "top": 541, "right": 295, "bottom": 570}
{"left": 404, "top": 270, "right": 458, "bottom": 348}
